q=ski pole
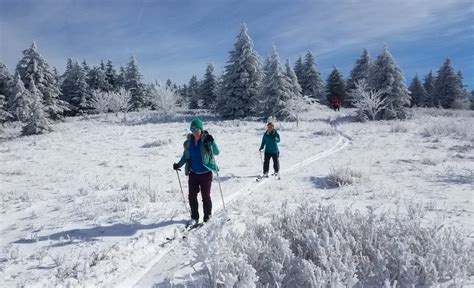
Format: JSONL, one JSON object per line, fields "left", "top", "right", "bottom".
{"left": 259, "top": 150, "right": 263, "bottom": 164}
{"left": 216, "top": 171, "right": 226, "bottom": 211}
{"left": 175, "top": 169, "right": 189, "bottom": 214}
{"left": 209, "top": 146, "right": 226, "bottom": 211}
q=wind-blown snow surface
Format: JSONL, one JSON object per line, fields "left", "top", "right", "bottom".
{"left": 0, "top": 107, "right": 473, "bottom": 287}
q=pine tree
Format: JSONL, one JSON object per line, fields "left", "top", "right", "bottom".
{"left": 218, "top": 24, "right": 263, "bottom": 119}
{"left": 22, "top": 79, "right": 51, "bottom": 135}
{"left": 15, "top": 42, "right": 67, "bottom": 120}
{"left": 300, "top": 51, "right": 325, "bottom": 101}
{"left": 456, "top": 70, "right": 470, "bottom": 108}
{"left": 116, "top": 66, "right": 126, "bottom": 90}
{"left": 259, "top": 46, "right": 294, "bottom": 119}
{"left": 87, "top": 66, "right": 110, "bottom": 92}
{"left": 433, "top": 58, "right": 465, "bottom": 109}
{"left": 423, "top": 70, "right": 435, "bottom": 107}
{"left": 199, "top": 63, "right": 219, "bottom": 109}
{"left": 187, "top": 75, "right": 200, "bottom": 109}
{"left": 285, "top": 59, "right": 302, "bottom": 99}
{"left": 347, "top": 49, "right": 372, "bottom": 92}
{"left": 326, "top": 67, "right": 346, "bottom": 107}
{"left": 100, "top": 60, "right": 106, "bottom": 72}
{"left": 178, "top": 84, "right": 188, "bottom": 107}
{"left": 293, "top": 56, "right": 304, "bottom": 89}
{"left": 408, "top": 74, "right": 427, "bottom": 107}
{"left": 61, "top": 59, "right": 91, "bottom": 115}
{"left": 105, "top": 60, "right": 117, "bottom": 91}
{"left": 125, "top": 55, "right": 146, "bottom": 110}
{"left": 346, "top": 48, "right": 372, "bottom": 108}
{"left": 369, "top": 47, "right": 411, "bottom": 119}
{"left": 9, "top": 73, "right": 32, "bottom": 122}
{"left": 0, "top": 63, "right": 13, "bottom": 121}
{"left": 82, "top": 60, "right": 90, "bottom": 74}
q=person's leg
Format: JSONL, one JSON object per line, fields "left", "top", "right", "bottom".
{"left": 199, "top": 172, "right": 213, "bottom": 222}
{"left": 188, "top": 172, "right": 200, "bottom": 221}
{"left": 263, "top": 152, "right": 271, "bottom": 175}
{"left": 272, "top": 153, "right": 280, "bottom": 173}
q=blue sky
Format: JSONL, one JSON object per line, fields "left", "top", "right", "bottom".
{"left": 1, "top": 0, "right": 473, "bottom": 89}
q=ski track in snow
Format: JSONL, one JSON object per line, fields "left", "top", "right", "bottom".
{"left": 124, "top": 131, "right": 350, "bottom": 287}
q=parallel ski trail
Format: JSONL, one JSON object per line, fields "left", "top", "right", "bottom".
{"left": 123, "top": 135, "right": 350, "bottom": 288}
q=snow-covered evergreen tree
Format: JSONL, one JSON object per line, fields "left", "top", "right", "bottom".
{"left": 326, "top": 67, "right": 346, "bottom": 106}
{"left": 300, "top": 51, "right": 325, "bottom": 101}
{"left": 22, "top": 79, "right": 51, "bottom": 135}
{"left": 9, "top": 73, "right": 32, "bottom": 122}
{"left": 347, "top": 48, "right": 372, "bottom": 107}
{"left": 433, "top": 58, "right": 466, "bottom": 109}
{"left": 105, "top": 60, "right": 117, "bottom": 91}
{"left": 423, "top": 70, "right": 435, "bottom": 107}
{"left": 116, "top": 66, "right": 126, "bottom": 90}
{"left": 177, "top": 84, "right": 188, "bottom": 107}
{"left": 187, "top": 75, "right": 201, "bottom": 109}
{"left": 15, "top": 42, "right": 67, "bottom": 120}
{"left": 61, "top": 59, "right": 91, "bottom": 115}
{"left": 293, "top": 56, "right": 304, "bottom": 89}
{"left": 52, "top": 67, "right": 62, "bottom": 87}
{"left": 125, "top": 55, "right": 146, "bottom": 110}
{"left": 217, "top": 23, "right": 262, "bottom": 119}
{"left": 199, "top": 63, "right": 219, "bottom": 109}
{"left": 369, "top": 47, "right": 411, "bottom": 119}
{"left": 259, "top": 46, "right": 294, "bottom": 119}
{"left": 87, "top": 66, "right": 110, "bottom": 92}
{"left": 82, "top": 60, "right": 90, "bottom": 74}
{"left": 347, "top": 49, "right": 372, "bottom": 92}
{"left": 285, "top": 59, "right": 302, "bottom": 99}
{"left": 0, "top": 63, "right": 13, "bottom": 121}
{"left": 408, "top": 74, "right": 427, "bottom": 107}
{"left": 454, "top": 70, "right": 470, "bottom": 109}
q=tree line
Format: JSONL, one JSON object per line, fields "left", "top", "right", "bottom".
{"left": 1, "top": 24, "right": 472, "bottom": 135}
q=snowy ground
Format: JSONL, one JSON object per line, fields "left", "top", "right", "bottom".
{"left": 0, "top": 106, "right": 473, "bottom": 287}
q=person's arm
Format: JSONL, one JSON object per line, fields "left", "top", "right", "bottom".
{"left": 177, "top": 151, "right": 187, "bottom": 168}
{"left": 259, "top": 134, "right": 265, "bottom": 151}
{"left": 211, "top": 141, "right": 219, "bottom": 156}
{"left": 274, "top": 131, "right": 280, "bottom": 143}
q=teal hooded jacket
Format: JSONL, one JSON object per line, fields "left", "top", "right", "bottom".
{"left": 177, "top": 130, "right": 220, "bottom": 175}
{"left": 259, "top": 130, "right": 280, "bottom": 154}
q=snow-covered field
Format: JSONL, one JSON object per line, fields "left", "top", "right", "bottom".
{"left": 1, "top": 106, "right": 473, "bottom": 287}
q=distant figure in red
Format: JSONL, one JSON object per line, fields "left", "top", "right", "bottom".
{"left": 332, "top": 99, "right": 341, "bottom": 111}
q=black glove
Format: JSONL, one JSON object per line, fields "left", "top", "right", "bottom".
{"left": 173, "top": 163, "right": 180, "bottom": 170}
{"left": 204, "top": 134, "right": 214, "bottom": 144}
{"left": 271, "top": 131, "right": 278, "bottom": 138}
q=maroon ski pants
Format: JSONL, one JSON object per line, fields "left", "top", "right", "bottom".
{"left": 188, "top": 171, "right": 213, "bottom": 221}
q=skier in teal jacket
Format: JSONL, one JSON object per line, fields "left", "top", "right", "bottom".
{"left": 259, "top": 121, "right": 280, "bottom": 177}
{"left": 173, "top": 119, "right": 219, "bottom": 225}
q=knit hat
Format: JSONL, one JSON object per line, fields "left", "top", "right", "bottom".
{"left": 190, "top": 118, "right": 204, "bottom": 130}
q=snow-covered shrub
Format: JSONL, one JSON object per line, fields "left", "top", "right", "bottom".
{"left": 350, "top": 80, "right": 388, "bottom": 121}
{"left": 141, "top": 139, "right": 171, "bottom": 148}
{"left": 313, "top": 126, "right": 338, "bottom": 136}
{"left": 91, "top": 88, "right": 132, "bottom": 114}
{"left": 420, "top": 119, "right": 470, "bottom": 139}
{"left": 108, "top": 88, "right": 132, "bottom": 113}
{"left": 188, "top": 205, "right": 473, "bottom": 287}
{"left": 389, "top": 121, "right": 409, "bottom": 133}
{"left": 91, "top": 88, "right": 131, "bottom": 114}
{"left": 90, "top": 90, "right": 111, "bottom": 114}
{"left": 149, "top": 84, "right": 179, "bottom": 117}
{"left": 327, "top": 166, "right": 362, "bottom": 187}
{"left": 188, "top": 217, "right": 258, "bottom": 287}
